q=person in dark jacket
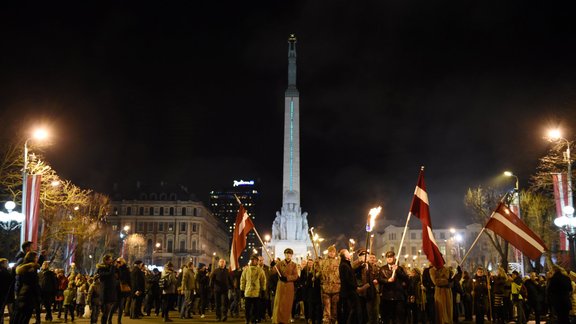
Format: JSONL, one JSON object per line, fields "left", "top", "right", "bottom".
{"left": 547, "top": 265, "right": 572, "bottom": 324}
{"left": 422, "top": 266, "right": 436, "bottom": 323}
{"left": 378, "top": 251, "right": 408, "bottom": 324}
{"left": 10, "top": 252, "right": 41, "bottom": 324}
{"left": 0, "top": 258, "right": 14, "bottom": 324}
{"left": 524, "top": 272, "right": 544, "bottom": 324}
{"left": 195, "top": 264, "right": 209, "bottom": 318}
{"left": 113, "top": 257, "right": 131, "bottom": 324}
{"left": 130, "top": 261, "right": 145, "bottom": 319}
{"left": 210, "top": 259, "right": 232, "bottom": 321}
{"left": 96, "top": 254, "right": 118, "bottom": 324}
{"left": 144, "top": 268, "right": 161, "bottom": 316}
{"left": 38, "top": 261, "right": 58, "bottom": 322}
{"left": 339, "top": 249, "right": 366, "bottom": 324}
{"left": 472, "top": 267, "right": 489, "bottom": 324}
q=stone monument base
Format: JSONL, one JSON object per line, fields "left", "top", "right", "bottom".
{"left": 266, "top": 239, "right": 313, "bottom": 264}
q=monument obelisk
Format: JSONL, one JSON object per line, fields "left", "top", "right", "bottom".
{"left": 269, "top": 35, "right": 313, "bottom": 261}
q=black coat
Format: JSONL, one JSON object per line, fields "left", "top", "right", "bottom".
{"left": 547, "top": 271, "right": 572, "bottom": 313}
{"left": 39, "top": 268, "right": 58, "bottom": 295}
{"left": 15, "top": 262, "right": 41, "bottom": 306}
{"left": 339, "top": 257, "right": 358, "bottom": 298}
{"left": 131, "top": 267, "right": 146, "bottom": 295}
{"left": 378, "top": 263, "right": 408, "bottom": 301}
{"left": 210, "top": 267, "right": 232, "bottom": 293}
{"left": 96, "top": 263, "right": 118, "bottom": 304}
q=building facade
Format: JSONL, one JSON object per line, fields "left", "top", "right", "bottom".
{"left": 109, "top": 182, "right": 229, "bottom": 269}
{"left": 209, "top": 180, "right": 259, "bottom": 264}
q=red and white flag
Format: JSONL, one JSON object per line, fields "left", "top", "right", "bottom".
{"left": 229, "top": 204, "right": 254, "bottom": 271}
{"left": 485, "top": 202, "right": 547, "bottom": 260}
{"left": 24, "top": 174, "right": 42, "bottom": 250}
{"left": 409, "top": 167, "right": 445, "bottom": 269}
{"left": 552, "top": 173, "right": 569, "bottom": 250}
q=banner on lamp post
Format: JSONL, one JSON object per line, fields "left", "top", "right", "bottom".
{"left": 552, "top": 173, "right": 569, "bottom": 250}
{"left": 24, "top": 174, "right": 42, "bottom": 250}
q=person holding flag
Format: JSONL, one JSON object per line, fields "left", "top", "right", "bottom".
{"left": 272, "top": 248, "right": 299, "bottom": 324}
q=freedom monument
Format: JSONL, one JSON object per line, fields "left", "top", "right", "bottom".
{"left": 268, "top": 35, "right": 313, "bottom": 262}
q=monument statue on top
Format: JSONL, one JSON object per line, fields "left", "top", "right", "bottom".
{"left": 269, "top": 35, "right": 313, "bottom": 261}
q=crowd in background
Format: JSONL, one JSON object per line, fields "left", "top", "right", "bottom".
{"left": 2, "top": 241, "right": 576, "bottom": 324}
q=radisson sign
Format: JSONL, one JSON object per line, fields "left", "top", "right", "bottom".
{"left": 233, "top": 180, "right": 255, "bottom": 187}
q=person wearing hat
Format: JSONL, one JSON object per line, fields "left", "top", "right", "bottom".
{"left": 318, "top": 245, "right": 340, "bottom": 324}
{"left": 272, "top": 248, "right": 299, "bottom": 324}
{"left": 11, "top": 252, "right": 41, "bottom": 324}
{"left": 378, "top": 251, "right": 408, "bottom": 324}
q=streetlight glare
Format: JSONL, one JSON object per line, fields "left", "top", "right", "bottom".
{"left": 548, "top": 128, "right": 562, "bottom": 140}
{"left": 32, "top": 128, "right": 49, "bottom": 140}
{"left": 123, "top": 225, "right": 130, "bottom": 231}
{"left": 503, "top": 171, "right": 513, "bottom": 177}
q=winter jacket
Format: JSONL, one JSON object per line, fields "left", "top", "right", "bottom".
{"left": 96, "top": 263, "right": 118, "bottom": 304}
{"left": 161, "top": 269, "right": 178, "bottom": 295}
{"left": 240, "top": 265, "right": 266, "bottom": 298}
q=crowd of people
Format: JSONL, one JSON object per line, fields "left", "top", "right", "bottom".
{"left": 2, "top": 241, "right": 576, "bottom": 324}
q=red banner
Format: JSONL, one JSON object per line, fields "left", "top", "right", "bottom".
{"left": 552, "top": 173, "right": 569, "bottom": 250}
{"left": 24, "top": 174, "right": 42, "bottom": 250}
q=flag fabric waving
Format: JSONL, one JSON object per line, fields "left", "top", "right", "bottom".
{"left": 229, "top": 204, "right": 255, "bottom": 271}
{"left": 409, "top": 167, "right": 445, "bottom": 269}
{"left": 485, "top": 202, "right": 547, "bottom": 260}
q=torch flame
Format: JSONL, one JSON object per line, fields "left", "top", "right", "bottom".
{"left": 367, "top": 206, "right": 382, "bottom": 232}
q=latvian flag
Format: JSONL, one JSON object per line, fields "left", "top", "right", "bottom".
{"left": 229, "top": 204, "right": 255, "bottom": 271}
{"left": 409, "top": 167, "right": 445, "bottom": 269}
{"left": 485, "top": 202, "right": 547, "bottom": 260}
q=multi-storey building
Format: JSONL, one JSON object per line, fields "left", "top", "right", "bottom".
{"left": 374, "top": 223, "right": 499, "bottom": 272}
{"left": 209, "top": 180, "right": 259, "bottom": 264}
{"left": 109, "top": 182, "right": 229, "bottom": 269}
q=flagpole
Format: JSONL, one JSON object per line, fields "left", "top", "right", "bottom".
{"left": 396, "top": 211, "right": 412, "bottom": 266}
{"left": 458, "top": 227, "right": 486, "bottom": 266}
{"left": 459, "top": 193, "right": 512, "bottom": 266}
{"left": 234, "top": 194, "right": 282, "bottom": 276}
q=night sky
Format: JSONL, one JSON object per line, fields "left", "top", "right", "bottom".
{"left": 1, "top": 1, "right": 576, "bottom": 243}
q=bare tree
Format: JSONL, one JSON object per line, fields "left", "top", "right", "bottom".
{"left": 464, "top": 186, "right": 511, "bottom": 270}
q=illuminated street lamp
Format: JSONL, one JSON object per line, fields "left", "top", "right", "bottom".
{"left": 1, "top": 201, "right": 25, "bottom": 228}
{"left": 555, "top": 206, "right": 576, "bottom": 271}
{"left": 21, "top": 128, "right": 49, "bottom": 247}
{"left": 120, "top": 225, "right": 130, "bottom": 258}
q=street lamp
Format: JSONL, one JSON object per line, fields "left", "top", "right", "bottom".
{"left": 21, "top": 128, "right": 49, "bottom": 247}
{"left": 554, "top": 206, "right": 576, "bottom": 271}
{"left": 547, "top": 129, "right": 573, "bottom": 208}
{"left": 120, "top": 225, "right": 130, "bottom": 258}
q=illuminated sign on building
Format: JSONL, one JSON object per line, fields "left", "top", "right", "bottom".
{"left": 233, "top": 180, "right": 255, "bottom": 187}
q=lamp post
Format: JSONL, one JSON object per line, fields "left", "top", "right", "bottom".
{"left": 504, "top": 170, "right": 525, "bottom": 275}
{"left": 554, "top": 206, "right": 576, "bottom": 271}
{"left": 21, "top": 129, "right": 48, "bottom": 247}
{"left": 120, "top": 225, "right": 130, "bottom": 258}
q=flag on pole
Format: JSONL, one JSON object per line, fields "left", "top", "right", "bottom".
{"left": 409, "top": 167, "right": 445, "bottom": 269}
{"left": 485, "top": 202, "right": 547, "bottom": 260}
{"left": 24, "top": 174, "right": 42, "bottom": 250}
{"left": 229, "top": 204, "right": 255, "bottom": 271}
